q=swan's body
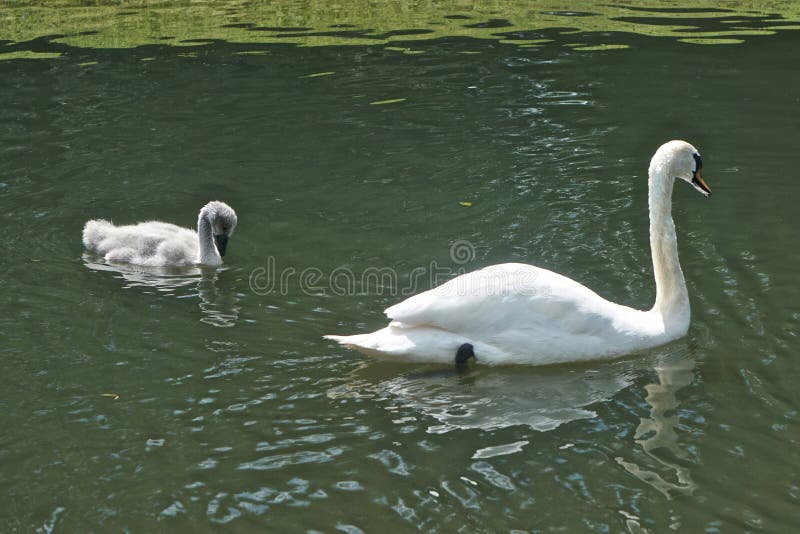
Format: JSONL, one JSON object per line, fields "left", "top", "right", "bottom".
{"left": 82, "top": 201, "right": 237, "bottom": 267}
{"left": 326, "top": 140, "right": 711, "bottom": 366}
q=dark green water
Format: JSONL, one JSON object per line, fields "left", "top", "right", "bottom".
{"left": 2, "top": 8, "right": 800, "bottom": 533}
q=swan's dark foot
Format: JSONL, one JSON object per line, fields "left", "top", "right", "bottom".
{"left": 455, "top": 343, "right": 475, "bottom": 366}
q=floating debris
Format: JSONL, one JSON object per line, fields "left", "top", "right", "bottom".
{"left": 370, "top": 98, "right": 406, "bottom": 105}
{"left": 571, "top": 44, "right": 631, "bottom": 51}
{"left": 234, "top": 50, "right": 270, "bottom": 56}
{"left": 385, "top": 46, "right": 424, "bottom": 55}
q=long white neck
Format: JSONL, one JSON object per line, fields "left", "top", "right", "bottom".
{"left": 197, "top": 210, "right": 222, "bottom": 266}
{"left": 648, "top": 160, "right": 690, "bottom": 334}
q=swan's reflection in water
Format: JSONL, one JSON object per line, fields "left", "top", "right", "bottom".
{"left": 82, "top": 256, "right": 241, "bottom": 327}
{"left": 616, "top": 350, "right": 697, "bottom": 498}
{"left": 330, "top": 341, "right": 697, "bottom": 496}
{"left": 336, "top": 363, "right": 629, "bottom": 433}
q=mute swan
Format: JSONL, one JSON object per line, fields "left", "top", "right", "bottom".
{"left": 82, "top": 201, "right": 237, "bottom": 267}
{"left": 325, "top": 140, "right": 712, "bottom": 366}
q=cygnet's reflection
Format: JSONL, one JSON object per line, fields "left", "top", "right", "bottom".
{"left": 83, "top": 255, "right": 241, "bottom": 327}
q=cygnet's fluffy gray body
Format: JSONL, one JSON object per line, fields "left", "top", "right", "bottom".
{"left": 82, "top": 201, "right": 237, "bottom": 267}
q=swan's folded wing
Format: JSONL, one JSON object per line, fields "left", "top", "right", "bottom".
{"left": 385, "top": 263, "right": 620, "bottom": 339}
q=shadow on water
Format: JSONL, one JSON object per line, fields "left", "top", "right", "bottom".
{"left": 82, "top": 255, "right": 241, "bottom": 327}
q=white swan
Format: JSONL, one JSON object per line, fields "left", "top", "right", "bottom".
{"left": 325, "top": 140, "right": 712, "bottom": 366}
{"left": 82, "top": 201, "right": 237, "bottom": 267}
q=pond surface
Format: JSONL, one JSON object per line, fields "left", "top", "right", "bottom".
{"left": 2, "top": 2, "right": 799, "bottom": 532}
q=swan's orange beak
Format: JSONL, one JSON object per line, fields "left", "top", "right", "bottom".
{"left": 691, "top": 170, "right": 711, "bottom": 198}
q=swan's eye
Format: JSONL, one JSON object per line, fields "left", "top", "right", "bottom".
{"left": 692, "top": 153, "right": 702, "bottom": 173}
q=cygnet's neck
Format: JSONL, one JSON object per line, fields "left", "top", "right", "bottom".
{"left": 197, "top": 210, "right": 222, "bottom": 266}
{"left": 648, "top": 159, "right": 690, "bottom": 333}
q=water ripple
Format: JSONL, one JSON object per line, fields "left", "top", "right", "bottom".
{"left": 237, "top": 448, "right": 345, "bottom": 471}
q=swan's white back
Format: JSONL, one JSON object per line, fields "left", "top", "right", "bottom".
{"left": 328, "top": 263, "right": 668, "bottom": 365}
{"left": 326, "top": 140, "right": 711, "bottom": 366}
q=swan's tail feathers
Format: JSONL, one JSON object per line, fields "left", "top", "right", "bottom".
{"left": 324, "top": 327, "right": 467, "bottom": 364}
{"left": 82, "top": 219, "right": 114, "bottom": 252}
{"left": 323, "top": 330, "right": 403, "bottom": 358}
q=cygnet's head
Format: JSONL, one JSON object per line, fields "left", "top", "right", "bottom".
{"left": 201, "top": 201, "right": 238, "bottom": 257}
{"left": 655, "top": 140, "right": 712, "bottom": 198}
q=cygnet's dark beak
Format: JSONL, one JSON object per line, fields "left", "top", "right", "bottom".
{"left": 690, "top": 170, "right": 711, "bottom": 198}
{"left": 214, "top": 234, "right": 228, "bottom": 257}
